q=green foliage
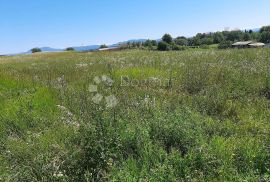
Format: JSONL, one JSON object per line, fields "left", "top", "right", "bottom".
{"left": 157, "top": 41, "right": 171, "bottom": 51}
{"left": 171, "top": 44, "right": 187, "bottom": 51}
{"left": 162, "top": 34, "right": 173, "bottom": 44}
{"left": 63, "top": 120, "right": 122, "bottom": 181}
{"left": 189, "top": 36, "right": 202, "bottom": 46}
{"left": 126, "top": 25, "right": 269, "bottom": 52}
{"left": 175, "top": 37, "right": 188, "bottom": 46}
{"left": 260, "top": 26, "right": 270, "bottom": 33}
{"left": 242, "top": 33, "right": 251, "bottom": 41}
{"left": 66, "top": 47, "right": 75, "bottom": 51}
{"left": 225, "top": 30, "right": 243, "bottom": 41}
{"left": 143, "top": 40, "right": 157, "bottom": 50}
{"left": 100, "top": 44, "right": 108, "bottom": 49}
{"left": 218, "top": 40, "right": 232, "bottom": 49}
{"left": 31, "top": 48, "right": 42, "bottom": 53}
{"left": 213, "top": 32, "right": 225, "bottom": 44}
{"left": 260, "top": 32, "right": 270, "bottom": 43}
{"left": 151, "top": 40, "right": 157, "bottom": 46}
{"left": 201, "top": 37, "right": 214, "bottom": 45}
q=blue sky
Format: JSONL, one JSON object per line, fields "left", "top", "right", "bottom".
{"left": 0, "top": 0, "right": 269, "bottom": 54}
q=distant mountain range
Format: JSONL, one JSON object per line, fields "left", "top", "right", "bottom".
{"left": 21, "top": 39, "right": 149, "bottom": 55}
{"left": 26, "top": 47, "right": 63, "bottom": 53}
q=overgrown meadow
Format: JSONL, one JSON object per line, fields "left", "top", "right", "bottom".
{"left": 0, "top": 49, "right": 270, "bottom": 181}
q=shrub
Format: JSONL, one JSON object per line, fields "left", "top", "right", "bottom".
{"left": 100, "top": 44, "right": 108, "bottom": 49}
{"left": 175, "top": 37, "right": 188, "bottom": 46}
{"left": 149, "top": 111, "right": 203, "bottom": 155}
{"left": 157, "top": 41, "right": 171, "bottom": 51}
{"left": 260, "top": 32, "right": 270, "bottom": 43}
{"left": 63, "top": 120, "right": 122, "bottom": 181}
{"left": 66, "top": 47, "right": 75, "bottom": 51}
{"left": 31, "top": 48, "right": 42, "bottom": 53}
{"left": 218, "top": 41, "right": 232, "bottom": 49}
{"left": 171, "top": 44, "right": 187, "bottom": 51}
{"left": 200, "top": 44, "right": 211, "bottom": 49}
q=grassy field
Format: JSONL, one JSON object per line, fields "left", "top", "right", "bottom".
{"left": 0, "top": 49, "right": 270, "bottom": 181}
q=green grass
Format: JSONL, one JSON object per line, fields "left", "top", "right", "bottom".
{"left": 0, "top": 49, "right": 270, "bottom": 181}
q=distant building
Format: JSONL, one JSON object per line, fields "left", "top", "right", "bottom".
{"left": 232, "top": 41, "right": 253, "bottom": 48}
{"left": 98, "top": 47, "right": 120, "bottom": 51}
{"left": 248, "top": 43, "right": 266, "bottom": 48}
{"left": 232, "top": 41, "right": 265, "bottom": 48}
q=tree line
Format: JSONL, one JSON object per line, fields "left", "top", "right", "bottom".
{"left": 124, "top": 25, "right": 270, "bottom": 51}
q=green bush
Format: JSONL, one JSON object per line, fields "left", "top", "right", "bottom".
{"left": 200, "top": 44, "right": 211, "bottom": 49}
{"left": 63, "top": 119, "right": 122, "bottom": 181}
{"left": 100, "top": 44, "right": 108, "bottom": 49}
{"left": 218, "top": 41, "right": 232, "bottom": 49}
{"left": 157, "top": 41, "right": 171, "bottom": 51}
{"left": 171, "top": 44, "right": 187, "bottom": 51}
{"left": 31, "top": 48, "right": 42, "bottom": 53}
{"left": 66, "top": 47, "right": 75, "bottom": 51}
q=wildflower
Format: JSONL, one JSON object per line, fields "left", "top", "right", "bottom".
{"left": 33, "top": 75, "right": 39, "bottom": 81}
{"left": 101, "top": 75, "right": 107, "bottom": 82}
{"left": 53, "top": 172, "right": 64, "bottom": 178}
{"left": 57, "top": 75, "right": 65, "bottom": 83}
{"left": 101, "top": 75, "right": 114, "bottom": 86}
{"left": 144, "top": 95, "right": 150, "bottom": 103}
{"left": 54, "top": 75, "right": 67, "bottom": 89}
{"left": 94, "top": 76, "right": 101, "bottom": 84}
{"left": 57, "top": 105, "right": 79, "bottom": 126}
{"left": 92, "top": 93, "right": 103, "bottom": 104}
{"left": 76, "top": 63, "right": 88, "bottom": 68}
{"left": 105, "top": 95, "right": 118, "bottom": 108}
{"left": 89, "top": 85, "right": 98, "bottom": 93}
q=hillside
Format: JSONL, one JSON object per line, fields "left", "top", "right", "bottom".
{"left": 0, "top": 49, "right": 270, "bottom": 181}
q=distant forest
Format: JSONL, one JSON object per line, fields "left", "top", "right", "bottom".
{"left": 122, "top": 25, "right": 270, "bottom": 51}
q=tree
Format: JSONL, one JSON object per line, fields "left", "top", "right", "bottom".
{"left": 260, "top": 26, "right": 270, "bottom": 33}
{"left": 213, "top": 32, "right": 225, "bottom": 44}
{"left": 162, "top": 34, "right": 173, "bottom": 44}
{"left": 226, "top": 31, "right": 243, "bottom": 41}
{"left": 143, "top": 40, "right": 158, "bottom": 49}
{"left": 144, "top": 40, "right": 152, "bottom": 47}
{"left": 189, "top": 36, "right": 202, "bottom": 46}
{"left": 251, "top": 32, "right": 260, "bottom": 41}
{"left": 127, "top": 42, "right": 131, "bottom": 48}
{"left": 157, "top": 41, "right": 171, "bottom": 51}
{"left": 136, "top": 42, "right": 142, "bottom": 48}
{"left": 242, "top": 33, "right": 251, "bottom": 41}
{"left": 66, "top": 47, "right": 75, "bottom": 51}
{"left": 151, "top": 40, "right": 157, "bottom": 46}
{"left": 260, "top": 31, "right": 270, "bottom": 43}
{"left": 100, "top": 44, "right": 108, "bottom": 49}
{"left": 201, "top": 37, "right": 214, "bottom": 45}
{"left": 144, "top": 40, "right": 158, "bottom": 47}
{"left": 218, "top": 41, "right": 232, "bottom": 49}
{"left": 171, "top": 44, "right": 186, "bottom": 51}
{"left": 259, "top": 26, "right": 270, "bottom": 43}
{"left": 132, "top": 42, "right": 137, "bottom": 48}
{"left": 175, "top": 37, "right": 188, "bottom": 46}
{"left": 31, "top": 48, "right": 42, "bottom": 53}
